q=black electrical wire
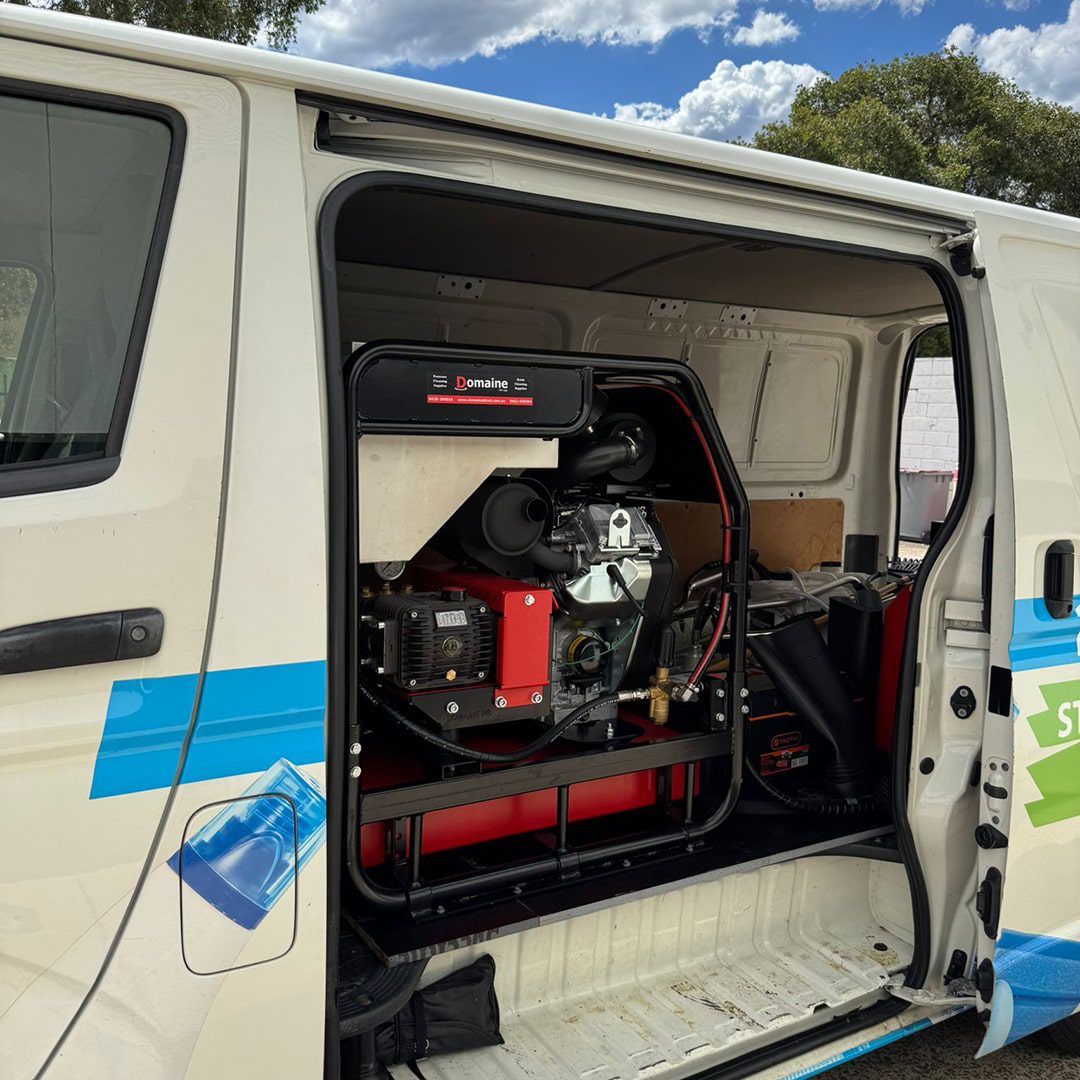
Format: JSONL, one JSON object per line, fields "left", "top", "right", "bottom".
{"left": 605, "top": 562, "right": 647, "bottom": 617}
{"left": 743, "top": 757, "right": 877, "bottom": 817}
{"left": 358, "top": 681, "right": 622, "bottom": 765}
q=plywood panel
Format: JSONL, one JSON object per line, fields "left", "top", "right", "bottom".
{"left": 655, "top": 498, "right": 844, "bottom": 585}
{"left": 750, "top": 498, "right": 844, "bottom": 571}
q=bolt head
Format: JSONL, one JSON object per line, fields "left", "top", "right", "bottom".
{"left": 408, "top": 678, "right": 417, "bottom": 687}
{"left": 477, "top": 670, "right": 486, "bottom": 679}
{"left": 409, "top": 610, "right": 418, "bottom": 619}
{"left": 446, "top": 701, "right": 460, "bottom": 715}
{"left": 741, "top": 704, "right": 750, "bottom": 714}
{"left": 531, "top": 691, "right": 544, "bottom": 705}
{"left": 478, "top": 606, "right": 487, "bottom": 614}
{"left": 349, "top": 742, "right": 362, "bottom": 755}
{"left": 524, "top": 593, "right": 535, "bottom": 606}
{"left": 957, "top": 708, "right": 968, "bottom": 718}
{"left": 349, "top": 765, "right": 362, "bottom": 779}
{"left": 739, "top": 687, "right": 749, "bottom": 698}
{"left": 495, "top": 696, "right": 508, "bottom": 709}
{"left": 717, "top": 713, "right": 726, "bottom": 724}
{"left": 959, "top": 687, "right": 970, "bottom": 697}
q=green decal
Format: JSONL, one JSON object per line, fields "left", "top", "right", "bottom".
{"left": 1026, "top": 679, "right": 1080, "bottom": 827}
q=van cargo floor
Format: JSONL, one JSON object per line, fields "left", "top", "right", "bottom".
{"left": 390, "top": 856, "right": 912, "bottom": 1080}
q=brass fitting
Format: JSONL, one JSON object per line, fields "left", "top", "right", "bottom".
{"left": 649, "top": 667, "right": 672, "bottom": 725}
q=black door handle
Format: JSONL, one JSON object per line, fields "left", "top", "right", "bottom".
{"left": 0, "top": 608, "right": 164, "bottom": 675}
{"left": 1044, "top": 540, "right": 1075, "bottom": 620}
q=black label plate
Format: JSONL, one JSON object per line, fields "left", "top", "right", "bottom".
{"left": 351, "top": 344, "right": 592, "bottom": 437}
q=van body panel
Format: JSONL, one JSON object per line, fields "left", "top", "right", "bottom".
{"left": 0, "top": 38, "right": 242, "bottom": 1079}
{"left": 1, "top": 8, "right": 1080, "bottom": 1077}
{"left": 974, "top": 210, "right": 1080, "bottom": 1051}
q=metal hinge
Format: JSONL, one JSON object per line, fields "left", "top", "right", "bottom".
{"left": 886, "top": 975, "right": 978, "bottom": 1008}
{"left": 933, "top": 230, "right": 985, "bottom": 278}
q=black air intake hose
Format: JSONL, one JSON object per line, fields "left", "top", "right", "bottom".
{"left": 558, "top": 435, "right": 639, "bottom": 484}
{"left": 749, "top": 616, "right": 874, "bottom": 799}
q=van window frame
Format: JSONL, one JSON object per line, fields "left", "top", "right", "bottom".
{"left": 0, "top": 77, "right": 186, "bottom": 499}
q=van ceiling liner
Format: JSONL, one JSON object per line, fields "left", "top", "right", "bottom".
{"left": 337, "top": 188, "right": 943, "bottom": 317}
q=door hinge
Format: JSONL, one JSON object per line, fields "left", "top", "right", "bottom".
{"left": 886, "top": 975, "right": 977, "bottom": 1008}
{"left": 935, "top": 230, "right": 986, "bottom": 278}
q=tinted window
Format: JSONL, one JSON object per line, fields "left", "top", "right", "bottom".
{"left": 0, "top": 265, "right": 38, "bottom": 414}
{"left": 0, "top": 94, "right": 171, "bottom": 468}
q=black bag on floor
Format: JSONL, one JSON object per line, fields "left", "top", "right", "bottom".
{"left": 374, "top": 954, "right": 503, "bottom": 1066}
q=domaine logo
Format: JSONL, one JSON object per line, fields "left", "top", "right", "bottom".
{"left": 454, "top": 374, "right": 509, "bottom": 391}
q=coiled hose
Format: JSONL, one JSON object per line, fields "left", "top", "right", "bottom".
{"left": 744, "top": 757, "right": 877, "bottom": 816}
{"left": 358, "top": 681, "right": 622, "bottom": 765}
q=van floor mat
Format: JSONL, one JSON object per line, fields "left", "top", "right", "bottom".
{"left": 388, "top": 855, "right": 912, "bottom": 1080}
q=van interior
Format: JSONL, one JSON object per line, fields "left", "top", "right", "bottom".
{"left": 325, "top": 182, "right": 966, "bottom": 1079}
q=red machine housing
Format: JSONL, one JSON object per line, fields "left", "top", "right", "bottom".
{"left": 419, "top": 568, "right": 552, "bottom": 709}
{"left": 359, "top": 715, "right": 695, "bottom": 866}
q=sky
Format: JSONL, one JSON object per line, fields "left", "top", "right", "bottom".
{"left": 294, "top": 0, "right": 1080, "bottom": 142}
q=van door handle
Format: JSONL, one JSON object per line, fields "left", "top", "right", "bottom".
{"left": 1044, "top": 540, "right": 1075, "bottom": 620}
{"left": 0, "top": 608, "right": 164, "bottom": 676}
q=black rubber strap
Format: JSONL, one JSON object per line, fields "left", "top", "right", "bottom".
{"left": 411, "top": 992, "right": 428, "bottom": 1060}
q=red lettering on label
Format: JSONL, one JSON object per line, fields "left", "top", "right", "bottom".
{"left": 427, "top": 394, "right": 534, "bottom": 407}
{"left": 455, "top": 375, "right": 467, "bottom": 390}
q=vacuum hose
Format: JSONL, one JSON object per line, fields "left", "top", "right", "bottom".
{"left": 748, "top": 615, "right": 874, "bottom": 800}
{"left": 359, "top": 682, "right": 624, "bottom": 764}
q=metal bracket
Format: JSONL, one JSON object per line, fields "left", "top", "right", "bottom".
{"left": 886, "top": 975, "right": 977, "bottom": 1009}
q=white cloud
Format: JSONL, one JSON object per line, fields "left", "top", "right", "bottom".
{"left": 945, "top": 0, "right": 1080, "bottom": 108}
{"left": 728, "top": 9, "right": 800, "bottom": 45}
{"left": 813, "top": 0, "right": 928, "bottom": 13}
{"left": 612, "top": 58, "right": 824, "bottom": 140}
{"left": 298, "top": 0, "right": 741, "bottom": 69}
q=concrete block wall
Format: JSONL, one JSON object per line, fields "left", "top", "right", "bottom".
{"left": 900, "top": 357, "right": 959, "bottom": 473}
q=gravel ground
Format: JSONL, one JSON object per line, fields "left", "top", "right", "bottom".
{"left": 833, "top": 1011, "right": 1080, "bottom": 1078}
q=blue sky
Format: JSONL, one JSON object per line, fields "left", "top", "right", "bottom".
{"left": 296, "top": 1, "right": 1080, "bottom": 140}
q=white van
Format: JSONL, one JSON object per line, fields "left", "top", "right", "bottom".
{"left": 2, "top": 8, "right": 1080, "bottom": 1079}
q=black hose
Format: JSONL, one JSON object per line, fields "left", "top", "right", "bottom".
{"left": 359, "top": 681, "right": 621, "bottom": 764}
{"left": 744, "top": 758, "right": 876, "bottom": 817}
{"left": 528, "top": 540, "right": 575, "bottom": 574}
{"left": 558, "top": 435, "right": 639, "bottom": 483}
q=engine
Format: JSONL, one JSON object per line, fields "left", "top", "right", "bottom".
{"left": 545, "top": 500, "right": 667, "bottom": 738}
{"left": 358, "top": 408, "right": 678, "bottom": 745}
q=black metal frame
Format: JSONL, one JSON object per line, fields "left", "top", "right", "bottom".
{"left": 342, "top": 342, "right": 750, "bottom": 917}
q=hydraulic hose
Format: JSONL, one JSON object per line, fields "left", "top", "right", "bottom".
{"left": 359, "top": 681, "right": 622, "bottom": 764}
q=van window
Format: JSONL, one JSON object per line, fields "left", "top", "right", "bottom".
{"left": 0, "top": 93, "right": 171, "bottom": 471}
{"left": 897, "top": 325, "right": 957, "bottom": 556}
{"left": 0, "top": 265, "right": 38, "bottom": 414}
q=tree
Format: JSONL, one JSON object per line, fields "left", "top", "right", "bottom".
{"left": 6, "top": 0, "right": 321, "bottom": 49}
{"left": 753, "top": 51, "right": 1080, "bottom": 219}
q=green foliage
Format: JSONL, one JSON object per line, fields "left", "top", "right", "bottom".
{"left": 6, "top": 0, "right": 322, "bottom": 48}
{"left": 754, "top": 51, "right": 1080, "bottom": 218}
{"left": 915, "top": 325, "right": 951, "bottom": 358}
{"left": 0, "top": 266, "right": 37, "bottom": 360}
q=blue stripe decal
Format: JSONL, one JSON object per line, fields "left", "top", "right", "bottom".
{"left": 90, "top": 660, "right": 327, "bottom": 799}
{"left": 993, "top": 928, "right": 1080, "bottom": 1046}
{"left": 781, "top": 1007, "right": 969, "bottom": 1079}
{"left": 1011, "top": 596, "right": 1080, "bottom": 673}
{"left": 780, "top": 1016, "right": 935, "bottom": 1079}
